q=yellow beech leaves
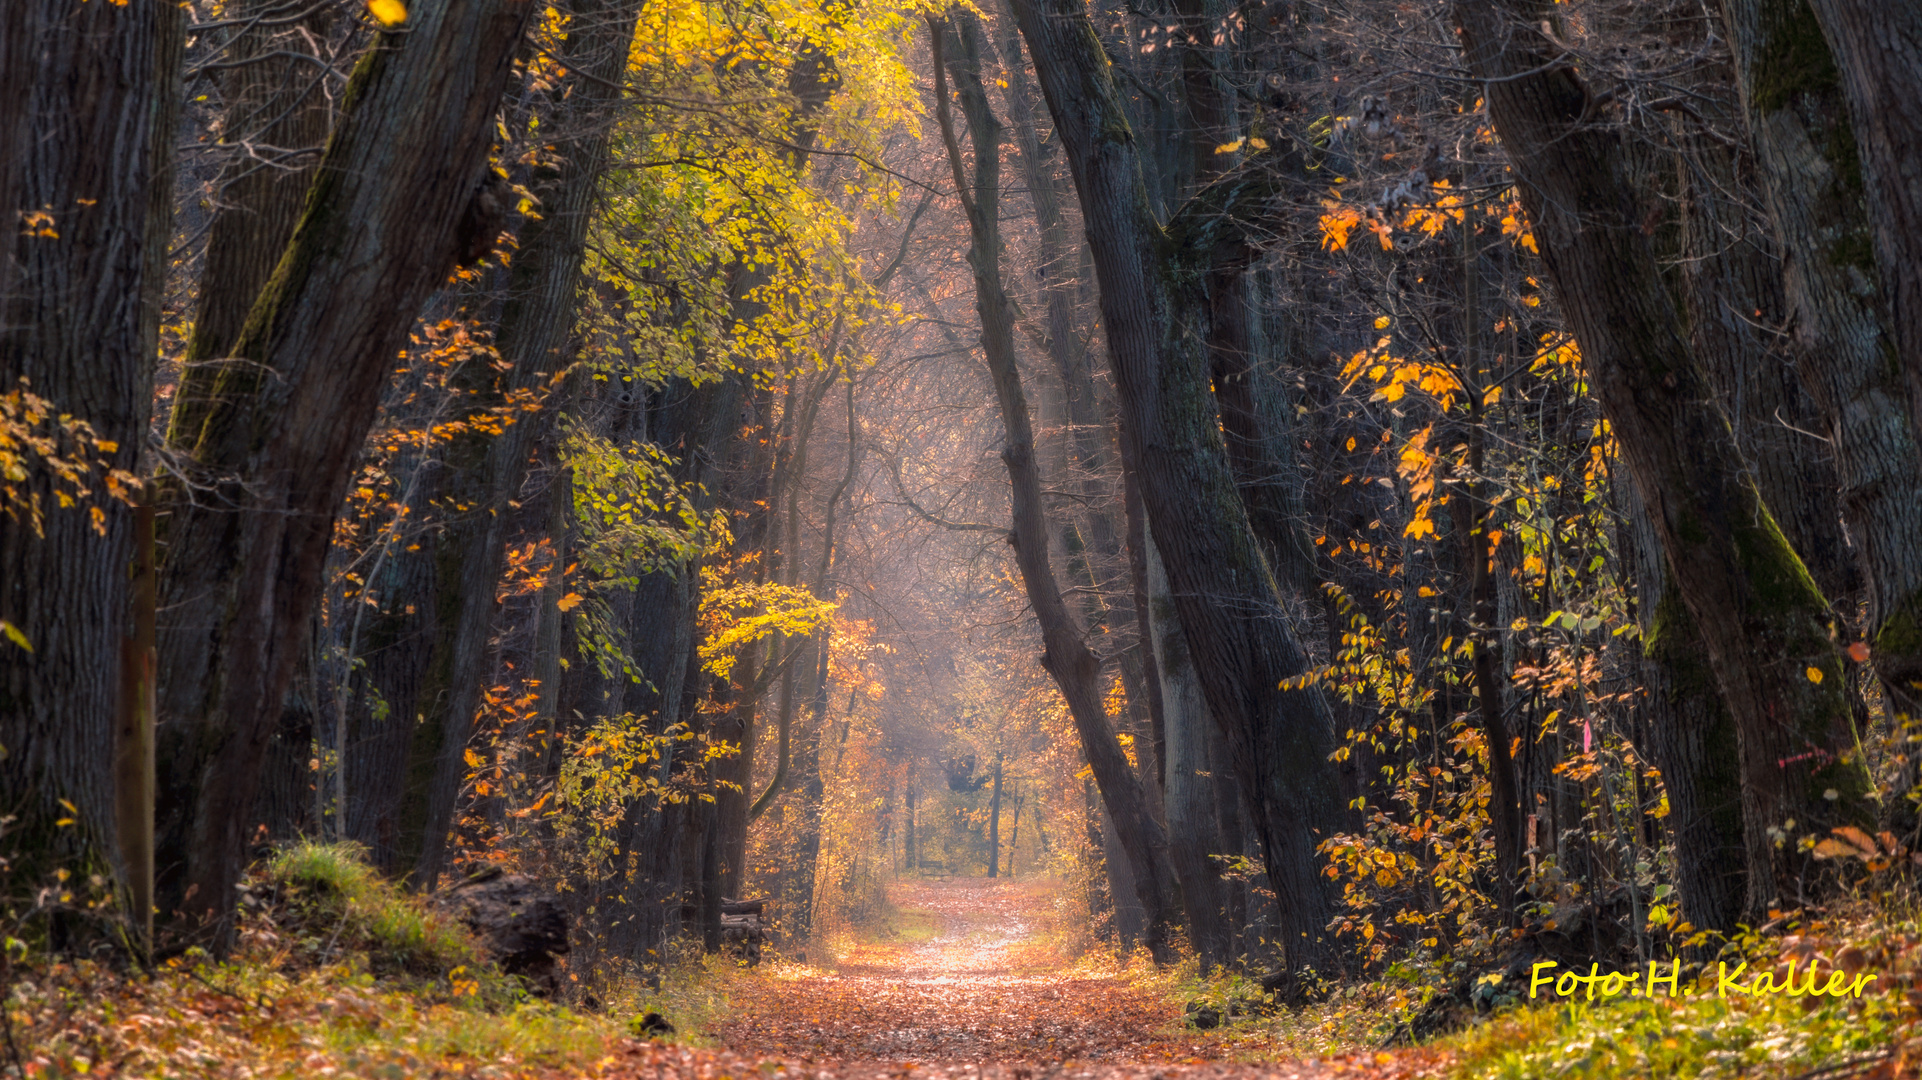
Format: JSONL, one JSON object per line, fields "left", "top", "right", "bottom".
{"left": 366, "top": 0, "right": 407, "bottom": 26}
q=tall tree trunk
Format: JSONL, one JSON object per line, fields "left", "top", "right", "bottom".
{"left": 154, "top": 0, "right": 533, "bottom": 946}
{"left": 932, "top": 10, "right": 1181, "bottom": 958}
{"left": 987, "top": 755, "right": 1003, "bottom": 878}
{"left": 0, "top": 0, "right": 177, "bottom": 901}
{"left": 1721, "top": 0, "right": 1922, "bottom": 716}
{"left": 1146, "top": 537, "right": 1233, "bottom": 969}
{"left": 1009, "top": 0, "right": 1348, "bottom": 985}
{"left": 1451, "top": 0, "right": 1871, "bottom": 913}
{"left": 1621, "top": 483, "right": 1747, "bottom": 932}
{"left": 395, "top": 0, "right": 646, "bottom": 888}
{"left": 904, "top": 784, "right": 919, "bottom": 870}
{"left": 1798, "top": 0, "right": 1922, "bottom": 455}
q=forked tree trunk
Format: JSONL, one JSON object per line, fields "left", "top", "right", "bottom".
{"left": 171, "top": 0, "right": 333, "bottom": 438}
{"left": 154, "top": 0, "right": 533, "bottom": 947}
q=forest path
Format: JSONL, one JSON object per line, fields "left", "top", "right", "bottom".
{"left": 700, "top": 877, "right": 1342, "bottom": 1078}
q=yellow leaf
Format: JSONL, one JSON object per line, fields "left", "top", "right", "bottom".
{"left": 1, "top": 619, "right": 30, "bottom": 652}
{"left": 557, "top": 591, "right": 583, "bottom": 612}
{"left": 367, "top": 0, "right": 407, "bottom": 26}
{"left": 1806, "top": 665, "right": 1825, "bottom": 684}
{"left": 1510, "top": 617, "right": 1529, "bottom": 631}
{"left": 1214, "top": 139, "right": 1244, "bottom": 154}
{"left": 1482, "top": 385, "right": 1502, "bottom": 405}
{"left": 1373, "top": 315, "right": 1390, "bottom": 329}
{"left": 464, "top": 747, "right": 484, "bottom": 768}
{"left": 1246, "top": 137, "right": 1269, "bottom": 150}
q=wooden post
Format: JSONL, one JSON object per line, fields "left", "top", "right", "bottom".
{"left": 114, "top": 500, "right": 156, "bottom": 954}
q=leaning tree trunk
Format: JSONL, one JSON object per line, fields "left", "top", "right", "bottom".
{"left": 931, "top": 10, "right": 1182, "bottom": 958}
{"left": 1452, "top": 0, "right": 1871, "bottom": 913}
{"left": 1721, "top": 0, "right": 1922, "bottom": 718}
{"left": 1009, "top": 0, "right": 1349, "bottom": 986}
{"left": 0, "top": 0, "right": 177, "bottom": 905}
{"left": 154, "top": 0, "right": 533, "bottom": 948}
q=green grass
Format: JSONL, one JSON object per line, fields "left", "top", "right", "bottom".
{"left": 265, "top": 841, "right": 480, "bottom": 981}
{"left": 1438, "top": 975, "right": 1909, "bottom": 1079}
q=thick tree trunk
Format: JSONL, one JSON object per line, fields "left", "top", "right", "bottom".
{"left": 933, "top": 11, "right": 1181, "bottom": 958}
{"left": 1009, "top": 0, "right": 1347, "bottom": 984}
{"left": 1722, "top": 0, "right": 1922, "bottom": 715}
{"left": 1146, "top": 538, "right": 1233, "bottom": 969}
{"left": 154, "top": 0, "right": 533, "bottom": 946}
{"left": 1452, "top": 0, "right": 1871, "bottom": 913}
{"left": 1798, "top": 0, "right": 1922, "bottom": 456}
{"left": 1621, "top": 484, "right": 1747, "bottom": 932}
{"left": 0, "top": 0, "right": 175, "bottom": 899}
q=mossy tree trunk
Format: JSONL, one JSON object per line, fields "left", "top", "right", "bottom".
{"left": 1621, "top": 484, "right": 1748, "bottom": 933}
{"left": 154, "top": 0, "right": 533, "bottom": 948}
{"left": 1798, "top": 0, "right": 1922, "bottom": 462}
{"left": 1721, "top": 0, "right": 1922, "bottom": 718}
{"left": 1452, "top": 0, "right": 1871, "bottom": 913}
{"left": 170, "top": 0, "right": 334, "bottom": 443}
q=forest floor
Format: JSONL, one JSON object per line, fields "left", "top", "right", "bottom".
{"left": 619, "top": 877, "right": 1433, "bottom": 1080}
{"left": 11, "top": 862, "right": 1913, "bottom": 1078}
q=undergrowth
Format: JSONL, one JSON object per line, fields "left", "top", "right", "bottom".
{"left": 1, "top": 843, "right": 627, "bottom": 1078}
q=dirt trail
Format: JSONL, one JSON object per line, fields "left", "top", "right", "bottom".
{"left": 695, "top": 878, "right": 1345, "bottom": 1078}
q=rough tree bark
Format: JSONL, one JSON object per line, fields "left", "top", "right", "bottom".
{"left": 0, "top": 0, "right": 177, "bottom": 901}
{"left": 931, "top": 10, "right": 1181, "bottom": 958}
{"left": 1008, "top": 0, "right": 1348, "bottom": 984}
{"left": 1145, "top": 537, "right": 1234, "bottom": 969}
{"left": 154, "top": 0, "right": 534, "bottom": 946}
{"left": 1452, "top": 0, "right": 1871, "bottom": 913}
{"left": 1721, "top": 0, "right": 1922, "bottom": 716}
{"left": 1798, "top": 0, "right": 1922, "bottom": 461}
